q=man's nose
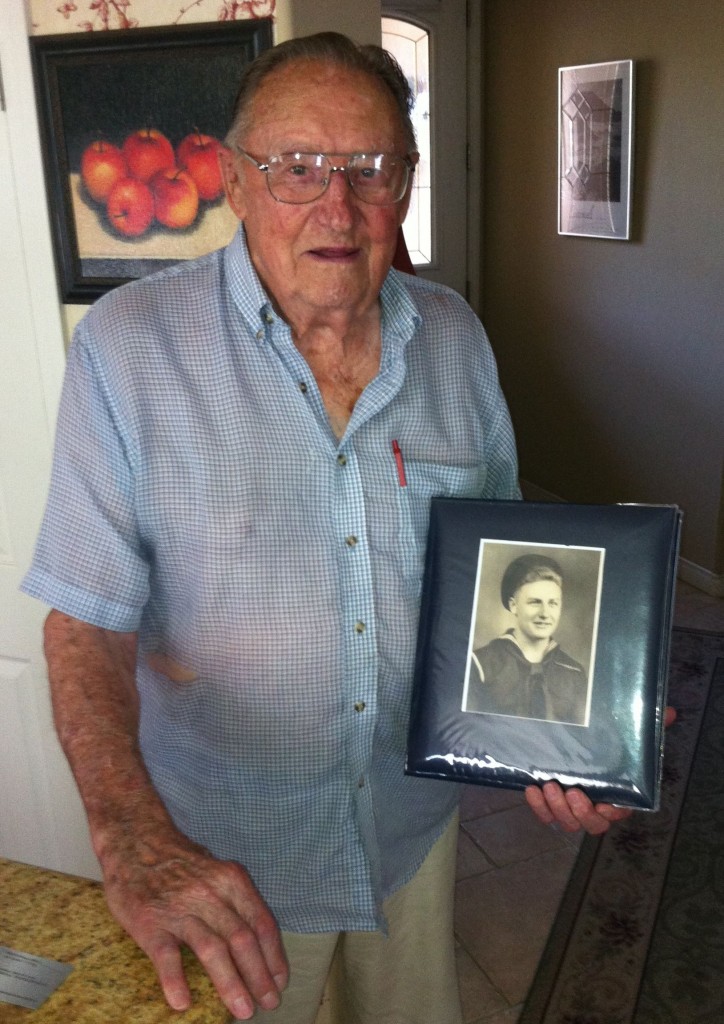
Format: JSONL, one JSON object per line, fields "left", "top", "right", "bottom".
{"left": 318, "top": 167, "right": 356, "bottom": 221}
{"left": 324, "top": 166, "right": 356, "bottom": 200}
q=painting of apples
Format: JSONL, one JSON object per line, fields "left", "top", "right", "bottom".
{"left": 79, "top": 127, "right": 224, "bottom": 238}
{"left": 31, "top": 20, "right": 272, "bottom": 301}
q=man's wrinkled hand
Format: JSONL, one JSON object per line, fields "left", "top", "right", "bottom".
{"left": 524, "top": 781, "right": 633, "bottom": 835}
{"left": 101, "top": 829, "right": 288, "bottom": 1019}
{"left": 525, "top": 705, "right": 678, "bottom": 835}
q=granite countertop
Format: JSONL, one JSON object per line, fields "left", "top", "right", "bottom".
{"left": 0, "top": 858, "right": 229, "bottom": 1023}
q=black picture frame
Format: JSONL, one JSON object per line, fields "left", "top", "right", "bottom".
{"left": 30, "top": 20, "right": 273, "bottom": 303}
{"left": 406, "top": 499, "right": 682, "bottom": 810}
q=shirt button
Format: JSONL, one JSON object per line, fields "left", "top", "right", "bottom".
{"left": 299, "top": 381, "right": 308, "bottom": 394}
{"left": 354, "top": 701, "right": 366, "bottom": 712}
{"left": 264, "top": 312, "right": 274, "bottom": 324}
{"left": 345, "top": 535, "right": 358, "bottom": 547}
{"left": 354, "top": 621, "right": 366, "bottom": 634}
{"left": 337, "top": 453, "right": 347, "bottom": 466}
{"left": 255, "top": 330, "right": 264, "bottom": 341}
{"left": 358, "top": 777, "right": 365, "bottom": 788}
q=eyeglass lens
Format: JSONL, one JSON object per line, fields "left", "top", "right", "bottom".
{"left": 266, "top": 153, "right": 409, "bottom": 205}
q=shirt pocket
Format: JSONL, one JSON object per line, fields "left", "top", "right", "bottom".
{"left": 398, "top": 461, "right": 487, "bottom": 595}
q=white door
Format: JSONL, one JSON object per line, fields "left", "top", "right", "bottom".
{"left": 0, "top": 10, "right": 100, "bottom": 879}
{"left": 382, "top": 0, "right": 480, "bottom": 306}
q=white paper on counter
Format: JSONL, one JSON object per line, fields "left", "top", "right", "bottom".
{"left": 0, "top": 945, "right": 73, "bottom": 1009}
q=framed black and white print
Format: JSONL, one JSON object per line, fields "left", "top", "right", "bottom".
{"left": 406, "top": 499, "right": 681, "bottom": 810}
{"left": 558, "top": 60, "right": 634, "bottom": 239}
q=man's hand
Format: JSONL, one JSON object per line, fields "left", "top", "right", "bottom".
{"left": 43, "top": 610, "right": 288, "bottom": 1018}
{"left": 525, "top": 705, "right": 678, "bottom": 835}
{"left": 524, "top": 782, "right": 633, "bottom": 834}
{"left": 101, "top": 825, "right": 288, "bottom": 1019}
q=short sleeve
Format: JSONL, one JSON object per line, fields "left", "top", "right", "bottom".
{"left": 21, "top": 323, "right": 149, "bottom": 630}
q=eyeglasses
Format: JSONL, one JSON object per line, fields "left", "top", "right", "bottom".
{"left": 234, "top": 149, "right": 417, "bottom": 206}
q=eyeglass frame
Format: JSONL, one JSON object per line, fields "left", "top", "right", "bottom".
{"left": 232, "top": 147, "right": 418, "bottom": 206}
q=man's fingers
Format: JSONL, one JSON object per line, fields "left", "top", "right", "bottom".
{"left": 177, "top": 917, "right": 261, "bottom": 1020}
{"left": 144, "top": 935, "right": 191, "bottom": 1012}
{"left": 593, "top": 801, "right": 633, "bottom": 824}
{"left": 137, "top": 909, "right": 283, "bottom": 1020}
{"left": 540, "top": 782, "right": 583, "bottom": 831}
{"left": 241, "top": 901, "right": 289, "bottom": 995}
{"left": 564, "top": 786, "right": 614, "bottom": 834}
{"left": 524, "top": 784, "right": 556, "bottom": 825}
{"left": 226, "top": 927, "right": 283, "bottom": 1012}
{"left": 525, "top": 782, "right": 579, "bottom": 831}
{"left": 226, "top": 865, "right": 289, "bottom": 994}
{"left": 255, "top": 913, "right": 290, "bottom": 993}
{"left": 173, "top": 884, "right": 284, "bottom": 1017}
{"left": 526, "top": 781, "right": 632, "bottom": 835}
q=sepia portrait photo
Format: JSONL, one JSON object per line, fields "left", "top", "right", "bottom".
{"left": 461, "top": 541, "right": 604, "bottom": 727}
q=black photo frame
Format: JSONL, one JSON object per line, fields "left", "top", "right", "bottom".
{"left": 406, "top": 499, "right": 682, "bottom": 810}
{"left": 30, "top": 20, "right": 273, "bottom": 303}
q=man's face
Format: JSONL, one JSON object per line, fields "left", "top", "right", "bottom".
{"left": 219, "top": 60, "right": 412, "bottom": 325}
{"left": 508, "top": 580, "right": 562, "bottom": 643}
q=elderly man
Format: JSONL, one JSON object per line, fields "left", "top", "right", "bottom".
{"left": 23, "top": 32, "right": 630, "bottom": 1024}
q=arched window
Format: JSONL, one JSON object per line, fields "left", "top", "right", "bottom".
{"left": 381, "top": 17, "right": 431, "bottom": 267}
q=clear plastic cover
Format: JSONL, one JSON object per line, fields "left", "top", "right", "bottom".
{"left": 406, "top": 499, "right": 682, "bottom": 811}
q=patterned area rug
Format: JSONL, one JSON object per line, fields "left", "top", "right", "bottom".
{"left": 520, "top": 627, "right": 724, "bottom": 1024}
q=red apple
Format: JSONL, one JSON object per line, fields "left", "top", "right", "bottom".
{"left": 122, "top": 128, "right": 175, "bottom": 183}
{"left": 176, "top": 131, "right": 224, "bottom": 201}
{"left": 150, "top": 167, "right": 199, "bottom": 229}
{"left": 106, "top": 177, "right": 154, "bottom": 237}
{"left": 80, "top": 140, "right": 128, "bottom": 202}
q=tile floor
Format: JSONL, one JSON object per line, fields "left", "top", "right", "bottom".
{"left": 452, "top": 579, "right": 724, "bottom": 1024}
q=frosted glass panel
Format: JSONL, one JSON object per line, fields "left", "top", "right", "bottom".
{"left": 382, "top": 17, "right": 431, "bottom": 266}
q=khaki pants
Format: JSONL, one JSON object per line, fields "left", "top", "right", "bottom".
{"left": 243, "top": 813, "right": 462, "bottom": 1024}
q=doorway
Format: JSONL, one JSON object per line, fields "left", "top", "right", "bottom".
{"left": 382, "top": 0, "right": 481, "bottom": 306}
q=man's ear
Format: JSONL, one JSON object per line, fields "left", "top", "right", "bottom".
{"left": 507, "top": 597, "right": 517, "bottom": 616}
{"left": 397, "top": 152, "right": 419, "bottom": 226}
{"left": 218, "top": 146, "right": 246, "bottom": 221}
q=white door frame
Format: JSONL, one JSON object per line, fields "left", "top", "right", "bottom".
{"left": 0, "top": 2, "right": 100, "bottom": 877}
{"left": 1, "top": 1, "right": 66, "bottom": 418}
{"left": 381, "top": 0, "right": 482, "bottom": 310}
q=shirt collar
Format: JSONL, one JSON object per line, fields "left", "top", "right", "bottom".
{"left": 224, "top": 225, "right": 276, "bottom": 341}
{"left": 500, "top": 629, "right": 559, "bottom": 659}
{"left": 224, "top": 224, "right": 422, "bottom": 351}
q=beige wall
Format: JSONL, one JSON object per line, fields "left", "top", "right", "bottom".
{"left": 278, "top": 0, "right": 380, "bottom": 42}
{"left": 481, "top": 0, "right": 724, "bottom": 580}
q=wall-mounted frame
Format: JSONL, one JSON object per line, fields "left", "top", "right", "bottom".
{"left": 31, "top": 20, "right": 273, "bottom": 303}
{"left": 558, "top": 59, "right": 634, "bottom": 240}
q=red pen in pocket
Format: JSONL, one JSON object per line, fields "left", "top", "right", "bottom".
{"left": 392, "top": 439, "right": 407, "bottom": 487}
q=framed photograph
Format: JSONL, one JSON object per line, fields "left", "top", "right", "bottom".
{"left": 462, "top": 540, "right": 605, "bottom": 728}
{"left": 558, "top": 59, "right": 634, "bottom": 240}
{"left": 406, "top": 499, "right": 682, "bottom": 810}
{"left": 31, "top": 20, "right": 273, "bottom": 303}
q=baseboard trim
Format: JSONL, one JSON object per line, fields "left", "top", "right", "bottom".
{"left": 677, "top": 557, "right": 724, "bottom": 598}
{"left": 518, "top": 480, "right": 722, "bottom": 597}
{"left": 518, "top": 480, "right": 565, "bottom": 503}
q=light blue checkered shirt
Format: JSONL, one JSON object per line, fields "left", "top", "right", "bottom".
{"left": 23, "top": 226, "right": 519, "bottom": 932}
